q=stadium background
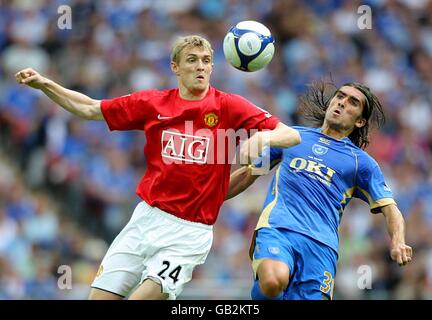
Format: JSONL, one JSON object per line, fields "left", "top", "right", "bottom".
{"left": 0, "top": 0, "right": 431, "bottom": 299}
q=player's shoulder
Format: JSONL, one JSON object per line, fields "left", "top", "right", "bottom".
{"left": 132, "top": 88, "right": 176, "bottom": 100}
{"left": 351, "top": 146, "right": 379, "bottom": 169}
{"left": 216, "top": 88, "right": 263, "bottom": 115}
{"left": 291, "top": 126, "right": 322, "bottom": 138}
{"left": 214, "top": 87, "right": 258, "bottom": 105}
{"left": 291, "top": 125, "right": 314, "bottom": 133}
{"left": 216, "top": 88, "right": 246, "bottom": 102}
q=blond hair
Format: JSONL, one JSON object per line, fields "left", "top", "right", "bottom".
{"left": 170, "top": 35, "right": 214, "bottom": 64}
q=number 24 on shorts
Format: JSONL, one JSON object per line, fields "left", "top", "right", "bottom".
{"left": 158, "top": 260, "right": 182, "bottom": 284}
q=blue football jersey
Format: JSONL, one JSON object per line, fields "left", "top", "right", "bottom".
{"left": 255, "top": 126, "right": 395, "bottom": 253}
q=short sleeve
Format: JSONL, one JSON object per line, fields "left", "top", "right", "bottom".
{"left": 269, "top": 147, "right": 283, "bottom": 162}
{"left": 101, "top": 92, "right": 150, "bottom": 131}
{"left": 224, "top": 93, "right": 279, "bottom": 131}
{"left": 252, "top": 147, "right": 283, "bottom": 169}
{"left": 354, "top": 157, "right": 396, "bottom": 213}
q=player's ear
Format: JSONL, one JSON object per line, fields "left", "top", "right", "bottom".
{"left": 355, "top": 117, "right": 366, "bottom": 128}
{"left": 171, "top": 61, "right": 180, "bottom": 76}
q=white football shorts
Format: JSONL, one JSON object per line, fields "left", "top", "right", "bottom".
{"left": 91, "top": 200, "right": 213, "bottom": 300}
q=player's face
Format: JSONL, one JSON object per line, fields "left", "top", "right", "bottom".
{"left": 325, "top": 86, "right": 367, "bottom": 133}
{"left": 171, "top": 45, "right": 213, "bottom": 96}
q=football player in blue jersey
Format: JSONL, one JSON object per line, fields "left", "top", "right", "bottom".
{"left": 227, "top": 81, "right": 413, "bottom": 300}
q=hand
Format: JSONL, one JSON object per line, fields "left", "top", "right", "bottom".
{"left": 15, "top": 68, "right": 46, "bottom": 89}
{"left": 390, "top": 243, "right": 413, "bottom": 266}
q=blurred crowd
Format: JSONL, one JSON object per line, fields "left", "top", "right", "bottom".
{"left": 1, "top": 0, "right": 432, "bottom": 299}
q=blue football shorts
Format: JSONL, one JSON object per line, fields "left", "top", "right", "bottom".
{"left": 252, "top": 227, "right": 338, "bottom": 300}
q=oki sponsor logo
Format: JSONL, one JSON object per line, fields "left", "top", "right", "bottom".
{"left": 161, "top": 130, "right": 210, "bottom": 164}
{"left": 289, "top": 157, "right": 336, "bottom": 187}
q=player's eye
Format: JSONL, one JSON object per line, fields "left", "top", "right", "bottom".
{"left": 350, "top": 98, "right": 359, "bottom": 106}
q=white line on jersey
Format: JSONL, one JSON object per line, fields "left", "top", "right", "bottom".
{"left": 158, "top": 114, "right": 173, "bottom": 120}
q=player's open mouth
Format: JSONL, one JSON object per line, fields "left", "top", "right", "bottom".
{"left": 333, "top": 109, "right": 341, "bottom": 115}
{"left": 196, "top": 75, "right": 205, "bottom": 80}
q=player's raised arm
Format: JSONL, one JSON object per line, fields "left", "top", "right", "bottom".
{"left": 264, "top": 122, "right": 301, "bottom": 148}
{"left": 380, "top": 204, "right": 413, "bottom": 266}
{"left": 240, "top": 122, "right": 300, "bottom": 164}
{"left": 15, "top": 68, "right": 103, "bottom": 121}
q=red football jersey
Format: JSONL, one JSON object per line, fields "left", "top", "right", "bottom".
{"left": 101, "top": 86, "right": 279, "bottom": 225}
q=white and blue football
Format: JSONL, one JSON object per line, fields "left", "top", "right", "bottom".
{"left": 223, "top": 20, "right": 275, "bottom": 72}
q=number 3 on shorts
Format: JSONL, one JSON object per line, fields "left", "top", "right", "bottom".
{"left": 157, "top": 260, "right": 182, "bottom": 284}
{"left": 319, "top": 271, "right": 334, "bottom": 298}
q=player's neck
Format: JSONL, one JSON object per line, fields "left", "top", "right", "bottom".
{"left": 178, "top": 85, "right": 209, "bottom": 101}
{"left": 320, "top": 125, "right": 351, "bottom": 140}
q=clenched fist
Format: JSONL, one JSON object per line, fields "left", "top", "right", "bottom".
{"left": 390, "top": 243, "right": 413, "bottom": 266}
{"left": 15, "top": 68, "right": 47, "bottom": 90}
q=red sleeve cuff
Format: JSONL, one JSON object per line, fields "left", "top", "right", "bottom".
{"left": 100, "top": 99, "right": 116, "bottom": 131}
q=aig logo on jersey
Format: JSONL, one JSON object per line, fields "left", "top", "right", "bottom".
{"left": 312, "top": 144, "right": 329, "bottom": 156}
{"left": 161, "top": 130, "right": 210, "bottom": 164}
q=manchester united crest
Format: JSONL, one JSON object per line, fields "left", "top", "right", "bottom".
{"left": 204, "top": 113, "right": 219, "bottom": 127}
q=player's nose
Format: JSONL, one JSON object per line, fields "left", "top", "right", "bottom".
{"left": 196, "top": 60, "right": 205, "bottom": 70}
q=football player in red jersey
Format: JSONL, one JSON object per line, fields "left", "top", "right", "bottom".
{"left": 15, "top": 35, "right": 301, "bottom": 300}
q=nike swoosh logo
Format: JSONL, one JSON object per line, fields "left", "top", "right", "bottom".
{"left": 157, "top": 114, "right": 173, "bottom": 120}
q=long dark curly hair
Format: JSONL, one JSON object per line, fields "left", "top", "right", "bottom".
{"left": 298, "top": 79, "right": 385, "bottom": 149}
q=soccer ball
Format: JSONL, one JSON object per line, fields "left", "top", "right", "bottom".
{"left": 223, "top": 20, "right": 275, "bottom": 72}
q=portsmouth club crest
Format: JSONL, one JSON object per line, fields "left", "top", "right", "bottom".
{"left": 312, "top": 144, "right": 329, "bottom": 156}
{"left": 204, "top": 112, "right": 219, "bottom": 127}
